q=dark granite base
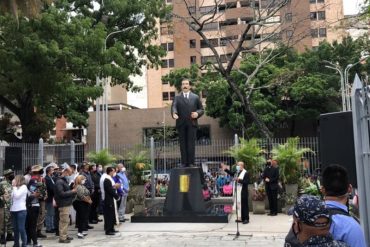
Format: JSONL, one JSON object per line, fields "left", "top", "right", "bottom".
{"left": 131, "top": 202, "right": 232, "bottom": 223}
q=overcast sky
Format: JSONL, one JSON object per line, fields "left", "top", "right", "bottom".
{"left": 343, "top": 0, "right": 365, "bottom": 15}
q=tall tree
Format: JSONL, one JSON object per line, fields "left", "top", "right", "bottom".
{"left": 169, "top": 0, "right": 322, "bottom": 138}
{"left": 164, "top": 36, "right": 370, "bottom": 137}
{"left": 0, "top": 0, "right": 168, "bottom": 142}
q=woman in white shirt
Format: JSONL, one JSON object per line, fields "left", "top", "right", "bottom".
{"left": 11, "top": 175, "right": 28, "bottom": 247}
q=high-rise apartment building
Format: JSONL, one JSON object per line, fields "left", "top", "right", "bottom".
{"left": 105, "top": 0, "right": 345, "bottom": 108}
{"left": 144, "top": 0, "right": 345, "bottom": 108}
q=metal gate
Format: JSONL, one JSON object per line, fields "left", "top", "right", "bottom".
{"left": 351, "top": 74, "right": 370, "bottom": 246}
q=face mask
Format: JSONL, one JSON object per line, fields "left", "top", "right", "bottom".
{"left": 236, "top": 166, "right": 240, "bottom": 172}
{"left": 82, "top": 180, "right": 86, "bottom": 185}
{"left": 97, "top": 167, "right": 103, "bottom": 173}
{"left": 121, "top": 168, "right": 126, "bottom": 172}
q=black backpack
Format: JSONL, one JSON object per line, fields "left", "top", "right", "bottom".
{"left": 284, "top": 207, "right": 359, "bottom": 247}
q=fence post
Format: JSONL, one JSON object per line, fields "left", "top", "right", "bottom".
{"left": 70, "top": 140, "right": 75, "bottom": 165}
{"left": 234, "top": 134, "right": 239, "bottom": 146}
{"left": 150, "top": 137, "right": 155, "bottom": 199}
{"left": 38, "top": 138, "right": 44, "bottom": 166}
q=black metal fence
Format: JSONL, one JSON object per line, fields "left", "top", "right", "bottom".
{"left": 0, "top": 136, "right": 319, "bottom": 175}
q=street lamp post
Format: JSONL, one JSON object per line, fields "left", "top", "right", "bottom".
{"left": 325, "top": 61, "right": 346, "bottom": 111}
{"left": 344, "top": 51, "right": 370, "bottom": 111}
{"left": 96, "top": 24, "right": 140, "bottom": 151}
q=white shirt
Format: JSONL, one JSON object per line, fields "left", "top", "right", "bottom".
{"left": 183, "top": 92, "right": 189, "bottom": 99}
{"left": 100, "top": 173, "right": 115, "bottom": 201}
{"left": 10, "top": 184, "right": 28, "bottom": 212}
{"left": 100, "top": 173, "right": 107, "bottom": 200}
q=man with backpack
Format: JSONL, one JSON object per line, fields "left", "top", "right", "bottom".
{"left": 285, "top": 164, "right": 366, "bottom": 247}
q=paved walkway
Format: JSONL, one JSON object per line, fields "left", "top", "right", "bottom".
{"left": 39, "top": 213, "right": 292, "bottom": 247}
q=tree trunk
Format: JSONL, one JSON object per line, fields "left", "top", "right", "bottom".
{"left": 223, "top": 75, "right": 272, "bottom": 139}
{"left": 244, "top": 97, "right": 272, "bottom": 139}
{"left": 18, "top": 93, "right": 41, "bottom": 143}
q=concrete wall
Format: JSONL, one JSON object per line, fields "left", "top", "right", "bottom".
{"left": 87, "top": 107, "right": 235, "bottom": 146}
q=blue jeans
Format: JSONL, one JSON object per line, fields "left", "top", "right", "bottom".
{"left": 45, "top": 201, "right": 55, "bottom": 231}
{"left": 11, "top": 210, "right": 27, "bottom": 247}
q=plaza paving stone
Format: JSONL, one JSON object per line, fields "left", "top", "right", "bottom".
{"left": 39, "top": 213, "right": 292, "bottom": 247}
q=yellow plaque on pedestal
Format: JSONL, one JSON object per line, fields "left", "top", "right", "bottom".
{"left": 179, "top": 175, "right": 190, "bottom": 192}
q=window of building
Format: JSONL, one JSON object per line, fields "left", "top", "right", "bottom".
{"left": 170, "top": 91, "right": 175, "bottom": 100}
{"left": 220, "top": 35, "right": 238, "bottom": 46}
{"left": 309, "top": 0, "right": 316, "bottom": 3}
{"left": 220, "top": 19, "right": 238, "bottom": 29}
{"left": 201, "top": 55, "right": 217, "bottom": 65}
{"left": 286, "top": 30, "right": 293, "bottom": 38}
{"left": 160, "top": 26, "right": 173, "bottom": 35}
{"left": 202, "top": 22, "right": 219, "bottom": 31}
{"left": 310, "top": 12, "right": 317, "bottom": 20}
{"left": 319, "top": 28, "right": 327, "bottom": 37}
{"left": 161, "top": 59, "right": 168, "bottom": 68}
{"left": 188, "top": 6, "right": 196, "bottom": 14}
{"left": 240, "top": 16, "right": 253, "bottom": 24}
{"left": 161, "top": 59, "right": 175, "bottom": 68}
{"left": 285, "top": 13, "right": 292, "bottom": 22}
{"left": 168, "top": 42, "right": 174, "bottom": 51}
{"left": 168, "top": 59, "right": 174, "bottom": 67}
{"left": 161, "top": 43, "right": 174, "bottom": 51}
{"left": 199, "top": 6, "right": 216, "bottom": 14}
{"left": 161, "top": 43, "right": 167, "bottom": 51}
{"left": 225, "top": 2, "right": 237, "bottom": 9}
{"left": 200, "top": 38, "right": 218, "bottom": 48}
{"left": 240, "top": 0, "right": 251, "bottom": 7}
{"left": 190, "top": 56, "right": 197, "bottom": 64}
{"left": 318, "top": 11, "right": 326, "bottom": 20}
{"left": 220, "top": 54, "right": 231, "bottom": 63}
{"left": 166, "top": 0, "right": 172, "bottom": 3}
{"left": 189, "top": 39, "right": 196, "bottom": 48}
{"left": 218, "top": 4, "right": 226, "bottom": 12}
{"left": 162, "top": 92, "right": 169, "bottom": 101}
{"left": 317, "top": 0, "right": 324, "bottom": 3}
{"left": 311, "top": 28, "right": 318, "bottom": 38}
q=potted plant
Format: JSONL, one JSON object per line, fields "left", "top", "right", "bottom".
{"left": 271, "top": 137, "right": 313, "bottom": 196}
{"left": 282, "top": 192, "right": 296, "bottom": 214}
{"left": 227, "top": 138, "right": 266, "bottom": 211}
{"left": 252, "top": 182, "right": 266, "bottom": 214}
{"left": 126, "top": 146, "right": 151, "bottom": 213}
{"left": 87, "top": 149, "right": 117, "bottom": 166}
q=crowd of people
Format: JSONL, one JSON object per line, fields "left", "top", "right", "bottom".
{"left": 0, "top": 162, "right": 130, "bottom": 247}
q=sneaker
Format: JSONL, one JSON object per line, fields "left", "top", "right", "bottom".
{"left": 82, "top": 232, "right": 88, "bottom": 236}
{"left": 66, "top": 236, "right": 73, "bottom": 241}
{"left": 58, "top": 239, "right": 71, "bottom": 244}
{"left": 77, "top": 233, "right": 84, "bottom": 239}
{"left": 33, "top": 244, "right": 42, "bottom": 247}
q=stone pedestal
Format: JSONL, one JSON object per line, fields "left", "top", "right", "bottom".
{"left": 163, "top": 167, "right": 205, "bottom": 214}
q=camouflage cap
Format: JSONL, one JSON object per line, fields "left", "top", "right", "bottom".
{"left": 3, "top": 169, "right": 14, "bottom": 176}
{"left": 293, "top": 195, "right": 330, "bottom": 227}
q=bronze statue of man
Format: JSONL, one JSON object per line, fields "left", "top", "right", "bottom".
{"left": 171, "top": 79, "right": 204, "bottom": 167}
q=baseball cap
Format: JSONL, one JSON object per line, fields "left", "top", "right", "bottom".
{"left": 293, "top": 195, "right": 330, "bottom": 227}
